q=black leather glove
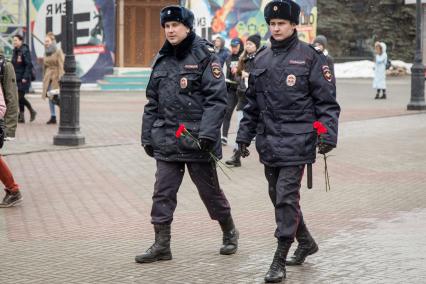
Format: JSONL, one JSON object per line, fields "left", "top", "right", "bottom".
{"left": 318, "top": 143, "right": 334, "bottom": 154}
{"left": 238, "top": 143, "right": 250, "bottom": 158}
{"left": 198, "top": 138, "right": 214, "bottom": 152}
{"left": 143, "top": 145, "right": 154, "bottom": 157}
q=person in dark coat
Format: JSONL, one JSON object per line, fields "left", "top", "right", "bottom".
{"left": 214, "top": 36, "right": 230, "bottom": 67}
{"left": 221, "top": 37, "right": 244, "bottom": 146}
{"left": 136, "top": 5, "right": 239, "bottom": 264}
{"left": 313, "top": 35, "right": 335, "bottom": 76}
{"left": 12, "top": 34, "right": 36, "bottom": 123}
{"left": 225, "top": 34, "right": 261, "bottom": 167}
{"left": 236, "top": 1, "right": 340, "bottom": 282}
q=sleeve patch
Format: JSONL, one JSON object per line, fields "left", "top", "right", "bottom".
{"left": 322, "top": 65, "right": 333, "bottom": 82}
{"left": 211, "top": 62, "right": 222, "bottom": 79}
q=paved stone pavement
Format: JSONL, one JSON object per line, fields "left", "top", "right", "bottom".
{"left": 1, "top": 77, "right": 426, "bottom": 283}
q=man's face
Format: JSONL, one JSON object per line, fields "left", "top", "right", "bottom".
{"left": 164, "top": 21, "right": 190, "bottom": 46}
{"left": 214, "top": 38, "right": 222, "bottom": 49}
{"left": 314, "top": 43, "right": 324, "bottom": 52}
{"left": 231, "top": 45, "right": 240, "bottom": 54}
{"left": 13, "top": 37, "right": 22, "bottom": 48}
{"left": 269, "top": 19, "right": 296, "bottom": 41}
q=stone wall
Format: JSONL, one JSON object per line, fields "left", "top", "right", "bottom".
{"left": 317, "top": 0, "right": 416, "bottom": 62}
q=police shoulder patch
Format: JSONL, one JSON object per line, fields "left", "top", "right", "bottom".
{"left": 211, "top": 62, "right": 222, "bottom": 79}
{"left": 322, "top": 65, "right": 333, "bottom": 82}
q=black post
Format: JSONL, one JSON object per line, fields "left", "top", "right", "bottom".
{"left": 25, "top": 0, "right": 30, "bottom": 45}
{"left": 53, "top": 0, "right": 85, "bottom": 146}
{"left": 408, "top": 0, "right": 426, "bottom": 110}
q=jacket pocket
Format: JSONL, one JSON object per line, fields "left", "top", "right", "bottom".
{"left": 280, "top": 67, "right": 309, "bottom": 92}
{"left": 179, "top": 71, "right": 201, "bottom": 94}
{"left": 251, "top": 68, "right": 267, "bottom": 92}
{"left": 176, "top": 121, "right": 201, "bottom": 152}
{"left": 151, "top": 119, "right": 166, "bottom": 148}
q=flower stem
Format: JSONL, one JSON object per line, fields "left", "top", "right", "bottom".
{"left": 323, "top": 154, "right": 331, "bottom": 192}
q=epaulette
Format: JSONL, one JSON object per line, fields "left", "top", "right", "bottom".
{"left": 150, "top": 53, "right": 166, "bottom": 68}
{"left": 309, "top": 44, "right": 323, "bottom": 54}
{"left": 193, "top": 42, "right": 213, "bottom": 63}
{"left": 206, "top": 45, "right": 215, "bottom": 53}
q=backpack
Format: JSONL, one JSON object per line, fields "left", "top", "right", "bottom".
{"left": 386, "top": 58, "right": 392, "bottom": 70}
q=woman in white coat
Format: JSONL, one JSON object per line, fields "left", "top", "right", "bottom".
{"left": 373, "top": 41, "right": 388, "bottom": 99}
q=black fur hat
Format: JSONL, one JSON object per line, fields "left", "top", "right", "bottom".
{"left": 264, "top": 0, "right": 301, "bottom": 25}
{"left": 160, "top": 6, "right": 194, "bottom": 30}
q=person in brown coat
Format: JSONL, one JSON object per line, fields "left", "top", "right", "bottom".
{"left": 42, "top": 32, "right": 64, "bottom": 124}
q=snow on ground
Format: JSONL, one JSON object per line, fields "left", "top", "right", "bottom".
{"left": 334, "top": 60, "right": 412, "bottom": 79}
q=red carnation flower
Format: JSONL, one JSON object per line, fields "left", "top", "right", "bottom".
{"left": 313, "top": 121, "right": 328, "bottom": 135}
{"left": 175, "top": 124, "right": 187, "bottom": 138}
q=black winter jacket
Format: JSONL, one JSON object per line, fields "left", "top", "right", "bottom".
{"left": 236, "top": 54, "right": 255, "bottom": 111}
{"left": 12, "top": 44, "right": 32, "bottom": 93}
{"left": 236, "top": 32, "right": 340, "bottom": 167}
{"left": 142, "top": 32, "right": 227, "bottom": 162}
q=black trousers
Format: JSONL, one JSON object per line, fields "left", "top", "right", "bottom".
{"left": 18, "top": 90, "right": 33, "bottom": 113}
{"left": 264, "top": 165, "right": 305, "bottom": 241}
{"left": 151, "top": 160, "right": 232, "bottom": 225}
{"left": 222, "top": 88, "right": 238, "bottom": 138}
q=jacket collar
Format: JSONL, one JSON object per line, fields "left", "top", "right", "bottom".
{"left": 159, "top": 31, "right": 196, "bottom": 59}
{"left": 270, "top": 30, "right": 299, "bottom": 52}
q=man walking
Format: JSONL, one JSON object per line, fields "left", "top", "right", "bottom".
{"left": 221, "top": 38, "right": 244, "bottom": 146}
{"left": 236, "top": 1, "right": 340, "bottom": 282}
{"left": 137, "top": 5, "right": 238, "bottom": 264}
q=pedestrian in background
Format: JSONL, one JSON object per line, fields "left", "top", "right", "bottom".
{"left": 313, "top": 35, "right": 334, "bottom": 76}
{"left": 0, "top": 81, "right": 22, "bottom": 208}
{"left": 225, "top": 34, "right": 261, "bottom": 167}
{"left": 373, "top": 41, "right": 387, "bottom": 99}
{"left": 42, "top": 32, "right": 64, "bottom": 125}
{"left": 222, "top": 37, "right": 244, "bottom": 146}
{"left": 0, "top": 47, "right": 19, "bottom": 141}
{"left": 12, "top": 34, "right": 36, "bottom": 123}
{"left": 213, "top": 36, "right": 229, "bottom": 67}
{"left": 137, "top": 5, "right": 239, "bottom": 264}
{"left": 237, "top": 0, "right": 340, "bottom": 282}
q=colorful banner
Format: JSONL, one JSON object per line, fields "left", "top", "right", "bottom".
{"left": 31, "top": 0, "right": 115, "bottom": 83}
{"left": 183, "top": 0, "right": 317, "bottom": 46}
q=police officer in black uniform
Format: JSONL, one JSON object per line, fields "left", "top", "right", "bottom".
{"left": 236, "top": 1, "right": 340, "bottom": 282}
{"left": 136, "top": 5, "right": 239, "bottom": 264}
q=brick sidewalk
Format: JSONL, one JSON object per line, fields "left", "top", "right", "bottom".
{"left": 1, "top": 77, "right": 426, "bottom": 283}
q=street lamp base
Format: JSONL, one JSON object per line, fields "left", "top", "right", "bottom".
{"left": 407, "top": 102, "right": 426, "bottom": 110}
{"left": 53, "top": 133, "right": 86, "bottom": 146}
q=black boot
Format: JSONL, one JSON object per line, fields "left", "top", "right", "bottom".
{"left": 29, "top": 109, "right": 37, "bottom": 122}
{"left": 18, "top": 112, "right": 25, "bottom": 123}
{"left": 380, "top": 90, "right": 387, "bottom": 99}
{"left": 374, "top": 92, "right": 380, "bottom": 99}
{"left": 46, "top": 116, "right": 57, "bottom": 124}
{"left": 225, "top": 150, "right": 241, "bottom": 167}
{"left": 286, "top": 223, "right": 318, "bottom": 266}
{"left": 135, "top": 224, "right": 172, "bottom": 263}
{"left": 219, "top": 216, "right": 239, "bottom": 255}
{"left": 264, "top": 240, "right": 292, "bottom": 283}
